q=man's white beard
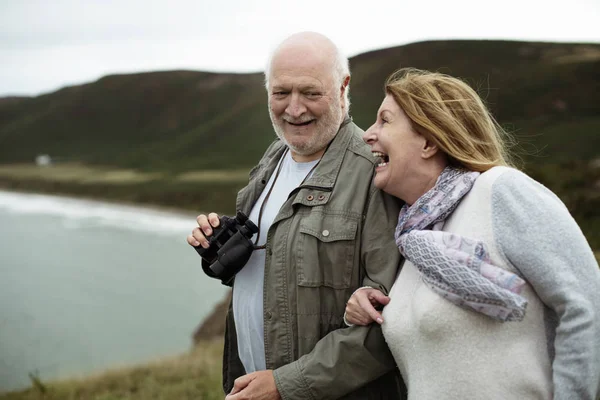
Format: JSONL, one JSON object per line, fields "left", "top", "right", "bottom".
{"left": 269, "top": 97, "right": 343, "bottom": 157}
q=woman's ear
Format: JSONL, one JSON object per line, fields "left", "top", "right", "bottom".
{"left": 421, "top": 138, "right": 440, "bottom": 159}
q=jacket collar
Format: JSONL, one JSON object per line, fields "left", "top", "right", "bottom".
{"left": 297, "top": 116, "right": 354, "bottom": 190}
{"left": 260, "top": 116, "right": 355, "bottom": 190}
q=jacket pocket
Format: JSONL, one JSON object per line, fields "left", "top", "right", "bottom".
{"left": 296, "top": 212, "right": 358, "bottom": 289}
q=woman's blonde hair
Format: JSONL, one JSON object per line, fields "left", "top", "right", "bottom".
{"left": 385, "top": 68, "right": 515, "bottom": 172}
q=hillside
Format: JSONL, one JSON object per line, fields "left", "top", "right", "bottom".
{"left": 1, "top": 40, "right": 599, "bottom": 170}
{"left": 0, "top": 39, "right": 599, "bottom": 246}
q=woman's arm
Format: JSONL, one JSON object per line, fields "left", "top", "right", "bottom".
{"left": 492, "top": 169, "right": 600, "bottom": 400}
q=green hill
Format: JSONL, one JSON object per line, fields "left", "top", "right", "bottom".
{"left": 2, "top": 40, "right": 599, "bottom": 170}
{"left": 0, "top": 39, "right": 599, "bottom": 246}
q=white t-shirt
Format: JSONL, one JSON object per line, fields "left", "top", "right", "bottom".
{"left": 232, "top": 150, "right": 319, "bottom": 373}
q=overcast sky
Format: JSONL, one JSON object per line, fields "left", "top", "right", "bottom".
{"left": 1, "top": 0, "right": 599, "bottom": 96}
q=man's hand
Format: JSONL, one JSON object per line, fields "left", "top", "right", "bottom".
{"left": 225, "top": 370, "right": 281, "bottom": 400}
{"left": 186, "top": 212, "right": 220, "bottom": 248}
{"left": 345, "top": 288, "right": 390, "bottom": 325}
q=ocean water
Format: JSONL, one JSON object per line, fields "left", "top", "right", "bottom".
{"left": 0, "top": 191, "right": 228, "bottom": 392}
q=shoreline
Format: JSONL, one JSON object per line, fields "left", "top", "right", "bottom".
{"left": 0, "top": 168, "right": 242, "bottom": 222}
{"left": 0, "top": 187, "right": 201, "bottom": 220}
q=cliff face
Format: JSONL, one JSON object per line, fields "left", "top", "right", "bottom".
{"left": 192, "top": 290, "right": 231, "bottom": 343}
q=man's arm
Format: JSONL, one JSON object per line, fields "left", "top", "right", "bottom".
{"left": 273, "top": 186, "right": 402, "bottom": 400}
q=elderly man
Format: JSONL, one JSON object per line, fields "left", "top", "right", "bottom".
{"left": 188, "top": 32, "right": 404, "bottom": 399}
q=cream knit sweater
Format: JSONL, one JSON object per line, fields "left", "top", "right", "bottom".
{"left": 382, "top": 166, "right": 600, "bottom": 400}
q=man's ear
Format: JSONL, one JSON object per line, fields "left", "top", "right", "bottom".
{"left": 340, "top": 76, "right": 350, "bottom": 99}
{"left": 421, "top": 138, "right": 440, "bottom": 159}
{"left": 342, "top": 75, "right": 350, "bottom": 89}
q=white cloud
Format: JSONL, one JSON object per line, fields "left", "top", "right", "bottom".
{"left": 1, "top": 0, "right": 598, "bottom": 96}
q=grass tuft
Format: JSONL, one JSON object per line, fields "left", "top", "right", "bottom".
{"left": 0, "top": 340, "right": 224, "bottom": 400}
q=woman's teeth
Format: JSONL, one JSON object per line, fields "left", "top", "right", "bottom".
{"left": 372, "top": 151, "right": 389, "bottom": 167}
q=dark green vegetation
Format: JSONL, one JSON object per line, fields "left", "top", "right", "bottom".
{"left": 0, "top": 40, "right": 599, "bottom": 247}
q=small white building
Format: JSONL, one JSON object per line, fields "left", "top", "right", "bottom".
{"left": 35, "top": 154, "right": 52, "bottom": 166}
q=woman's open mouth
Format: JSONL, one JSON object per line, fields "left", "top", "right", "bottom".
{"left": 372, "top": 151, "right": 389, "bottom": 167}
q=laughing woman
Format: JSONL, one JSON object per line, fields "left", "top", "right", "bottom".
{"left": 344, "top": 68, "right": 600, "bottom": 399}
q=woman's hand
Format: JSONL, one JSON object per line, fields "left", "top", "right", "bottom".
{"left": 345, "top": 288, "right": 390, "bottom": 325}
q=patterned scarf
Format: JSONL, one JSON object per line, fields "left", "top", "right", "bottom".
{"left": 394, "top": 167, "right": 528, "bottom": 322}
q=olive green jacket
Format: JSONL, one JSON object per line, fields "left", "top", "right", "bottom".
{"left": 223, "top": 118, "right": 406, "bottom": 399}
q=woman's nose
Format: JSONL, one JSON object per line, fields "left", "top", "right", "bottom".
{"left": 362, "top": 124, "right": 377, "bottom": 144}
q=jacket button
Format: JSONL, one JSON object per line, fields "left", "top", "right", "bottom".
{"left": 322, "top": 230, "right": 330, "bottom": 237}
{"left": 266, "top": 311, "right": 272, "bottom": 320}
{"left": 317, "top": 194, "right": 325, "bottom": 200}
{"left": 306, "top": 195, "right": 314, "bottom": 201}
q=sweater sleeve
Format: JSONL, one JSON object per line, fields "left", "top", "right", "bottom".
{"left": 491, "top": 169, "right": 600, "bottom": 400}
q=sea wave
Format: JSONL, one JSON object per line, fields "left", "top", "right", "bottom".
{"left": 0, "top": 191, "right": 196, "bottom": 236}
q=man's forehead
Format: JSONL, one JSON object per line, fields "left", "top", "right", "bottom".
{"left": 269, "top": 56, "right": 334, "bottom": 88}
{"left": 270, "top": 74, "right": 329, "bottom": 89}
{"left": 271, "top": 52, "right": 330, "bottom": 72}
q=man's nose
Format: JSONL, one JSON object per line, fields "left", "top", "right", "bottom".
{"left": 285, "top": 93, "right": 306, "bottom": 118}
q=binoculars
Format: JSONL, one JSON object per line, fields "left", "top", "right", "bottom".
{"left": 194, "top": 211, "right": 258, "bottom": 285}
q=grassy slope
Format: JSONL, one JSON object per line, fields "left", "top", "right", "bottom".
{"left": 0, "top": 341, "right": 224, "bottom": 400}
{"left": 0, "top": 72, "right": 272, "bottom": 172}
{"left": 350, "top": 41, "right": 600, "bottom": 158}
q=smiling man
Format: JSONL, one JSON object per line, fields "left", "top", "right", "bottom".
{"left": 188, "top": 32, "right": 405, "bottom": 400}
{"left": 266, "top": 35, "right": 346, "bottom": 162}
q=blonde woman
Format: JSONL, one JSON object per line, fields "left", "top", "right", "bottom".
{"left": 344, "top": 68, "right": 600, "bottom": 399}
